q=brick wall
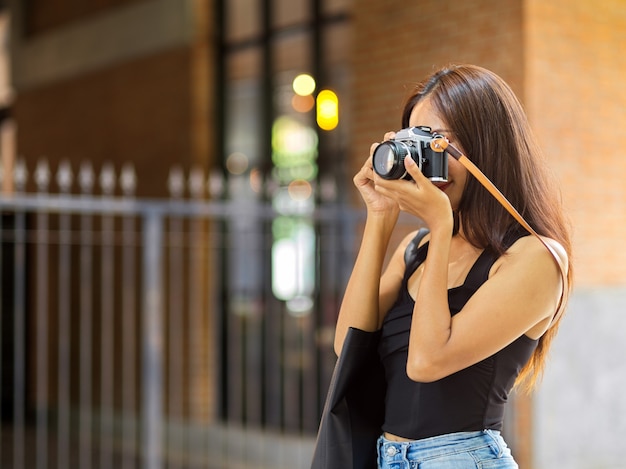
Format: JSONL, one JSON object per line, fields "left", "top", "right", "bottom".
{"left": 526, "top": 0, "right": 626, "bottom": 286}
{"left": 12, "top": 0, "right": 218, "bottom": 424}
{"left": 525, "top": 2, "right": 626, "bottom": 468}
{"left": 24, "top": 0, "right": 146, "bottom": 35}
{"left": 350, "top": 0, "right": 524, "bottom": 181}
{"left": 350, "top": 1, "right": 626, "bottom": 467}
{"left": 351, "top": 0, "right": 626, "bottom": 287}
{"left": 14, "top": 47, "right": 194, "bottom": 197}
{"left": 13, "top": 0, "right": 215, "bottom": 198}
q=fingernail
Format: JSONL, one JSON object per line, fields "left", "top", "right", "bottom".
{"left": 405, "top": 155, "right": 414, "bottom": 166}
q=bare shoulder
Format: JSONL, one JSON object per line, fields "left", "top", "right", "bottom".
{"left": 492, "top": 235, "right": 568, "bottom": 278}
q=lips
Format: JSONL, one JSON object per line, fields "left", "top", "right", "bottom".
{"left": 434, "top": 182, "right": 451, "bottom": 192}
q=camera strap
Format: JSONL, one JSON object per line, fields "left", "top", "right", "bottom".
{"left": 430, "top": 138, "right": 569, "bottom": 325}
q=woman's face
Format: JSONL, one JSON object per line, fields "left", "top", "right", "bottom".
{"left": 408, "top": 98, "right": 468, "bottom": 210}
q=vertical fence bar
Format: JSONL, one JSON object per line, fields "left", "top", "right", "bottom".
{"left": 244, "top": 217, "right": 262, "bottom": 428}
{"left": 226, "top": 216, "right": 244, "bottom": 435}
{"left": 100, "top": 164, "right": 116, "bottom": 469}
{"left": 188, "top": 210, "right": 202, "bottom": 465}
{"left": 303, "top": 219, "right": 320, "bottom": 434}
{"left": 317, "top": 209, "right": 341, "bottom": 421}
{"left": 13, "top": 204, "right": 26, "bottom": 469}
{"left": 121, "top": 164, "right": 137, "bottom": 469}
{"left": 187, "top": 167, "right": 204, "bottom": 465}
{"left": 206, "top": 170, "right": 227, "bottom": 462}
{"left": 301, "top": 311, "right": 317, "bottom": 433}
{"left": 57, "top": 161, "right": 73, "bottom": 469}
{"left": 142, "top": 209, "right": 164, "bottom": 469}
{"left": 167, "top": 210, "right": 184, "bottom": 468}
{"left": 245, "top": 304, "right": 263, "bottom": 425}
{"left": 283, "top": 314, "right": 298, "bottom": 433}
{"left": 264, "top": 225, "right": 282, "bottom": 431}
{"left": 0, "top": 123, "right": 9, "bottom": 466}
{"left": 167, "top": 167, "right": 185, "bottom": 468}
{"left": 12, "top": 159, "right": 28, "bottom": 469}
{"left": 35, "top": 161, "right": 50, "bottom": 469}
{"left": 207, "top": 215, "right": 222, "bottom": 465}
{"left": 79, "top": 163, "right": 95, "bottom": 469}
{"left": 0, "top": 205, "right": 3, "bottom": 466}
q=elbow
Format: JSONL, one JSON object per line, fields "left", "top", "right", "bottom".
{"left": 406, "top": 356, "right": 443, "bottom": 383}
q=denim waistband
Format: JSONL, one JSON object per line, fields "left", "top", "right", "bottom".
{"left": 377, "top": 429, "right": 506, "bottom": 461}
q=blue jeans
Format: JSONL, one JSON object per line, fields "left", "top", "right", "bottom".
{"left": 377, "top": 430, "right": 518, "bottom": 468}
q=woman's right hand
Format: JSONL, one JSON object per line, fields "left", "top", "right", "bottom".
{"left": 353, "top": 133, "right": 400, "bottom": 216}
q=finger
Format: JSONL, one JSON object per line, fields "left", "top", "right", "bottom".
{"left": 354, "top": 168, "right": 374, "bottom": 188}
{"left": 369, "top": 142, "right": 380, "bottom": 157}
{"left": 373, "top": 180, "right": 394, "bottom": 199}
{"left": 383, "top": 131, "right": 396, "bottom": 141}
{"left": 404, "top": 154, "right": 428, "bottom": 184}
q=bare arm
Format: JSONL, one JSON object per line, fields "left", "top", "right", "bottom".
{"left": 333, "top": 140, "right": 417, "bottom": 356}
{"left": 333, "top": 215, "right": 399, "bottom": 356}
{"left": 382, "top": 156, "right": 568, "bottom": 382}
{"left": 406, "top": 233, "right": 565, "bottom": 382}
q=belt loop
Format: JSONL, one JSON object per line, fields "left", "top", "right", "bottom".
{"left": 483, "top": 429, "right": 504, "bottom": 457}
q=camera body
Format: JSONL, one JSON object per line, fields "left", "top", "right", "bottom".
{"left": 372, "top": 126, "right": 448, "bottom": 182}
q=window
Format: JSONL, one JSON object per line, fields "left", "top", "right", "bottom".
{"left": 216, "top": 0, "right": 352, "bottom": 433}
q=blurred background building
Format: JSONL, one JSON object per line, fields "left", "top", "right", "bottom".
{"left": 0, "top": 0, "right": 625, "bottom": 468}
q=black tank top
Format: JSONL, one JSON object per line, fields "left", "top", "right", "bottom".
{"left": 378, "top": 233, "right": 538, "bottom": 440}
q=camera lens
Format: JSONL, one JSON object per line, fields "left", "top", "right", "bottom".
{"left": 372, "top": 141, "right": 413, "bottom": 180}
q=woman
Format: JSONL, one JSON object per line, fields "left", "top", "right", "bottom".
{"left": 334, "top": 64, "right": 572, "bottom": 468}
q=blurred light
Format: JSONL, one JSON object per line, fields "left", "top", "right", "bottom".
{"left": 272, "top": 116, "right": 318, "bottom": 157}
{"left": 272, "top": 238, "right": 297, "bottom": 300}
{"left": 271, "top": 220, "right": 315, "bottom": 303}
{"left": 249, "top": 168, "right": 263, "bottom": 193}
{"left": 286, "top": 295, "right": 313, "bottom": 317}
{"left": 287, "top": 179, "right": 312, "bottom": 201}
{"left": 226, "top": 152, "right": 249, "bottom": 175}
{"left": 293, "top": 73, "right": 316, "bottom": 96}
{"left": 316, "top": 89, "right": 339, "bottom": 131}
{"left": 271, "top": 116, "right": 319, "bottom": 184}
{"left": 291, "top": 94, "right": 315, "bottom": 113}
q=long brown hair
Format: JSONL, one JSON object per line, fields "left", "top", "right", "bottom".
{"left": 402, "top": 64, "right": 573, "bottom": 392}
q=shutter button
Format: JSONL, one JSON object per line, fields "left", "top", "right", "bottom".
{"left": 385, "top": 446, "right": 399, "bottom": 457}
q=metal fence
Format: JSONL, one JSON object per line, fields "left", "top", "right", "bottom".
{"left": 0, "top": 159, "right": 370, "bottom": 469}
{"left": 0, "top": 158, "right": 530, "bottom": 469}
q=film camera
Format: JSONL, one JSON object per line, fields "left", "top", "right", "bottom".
{"left": 372, "top": 126, "right": 448, "bottom": 182}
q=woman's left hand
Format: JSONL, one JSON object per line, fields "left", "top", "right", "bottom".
{"left": 373, "top": 154, "right": 454, "bottom": 234}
